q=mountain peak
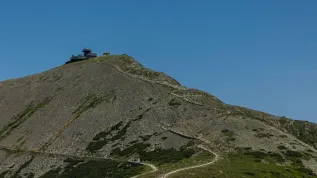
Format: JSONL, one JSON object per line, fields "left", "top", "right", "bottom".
{"left": 0, "top": 52, "right": 317, "bottom": 177}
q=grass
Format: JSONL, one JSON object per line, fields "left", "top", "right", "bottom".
{"left": 73, "top": 92, "right": 116, "bottom": 119}
{"left": 221, "top": 129, "right": 236, "bottom": 142}
{"left": 103, "top": 54, "right": 182, "bottom": 86}
{"left": 39, "top": 157, "right": 145, "bottom": 178}
{"left": 126, "top": 67, "right": 161, "bottom": 80}
{"left": 221, "top": 105, "right": 317, "bottom": 150}
{"left": 161, "top": 136, "right": 168, "bottom": 140}
{"left": 109, "top": 121, "right": 131, "bottom": 141}
{"left": 279, "top": 116, "right": 289, "bottom": 125}
{"left": 39, "top": 167, "right": 62, "bottom": 178}
{"left": 277, "top": 145, "right": 288, "bottom": 150}
{"left": 52, "top": 75, "right": 62, "bottom": 82}
{"left": 11, "top": 156, "right": 35, "bottom": 178}
{"left": 169, "top": 151, "right": 316, "bottom": 178}
{"left": 92, "top": 121, "right": 123, "bottom": 141}
{"left": 0, "top": 147, "right": 23, "bottom": 155}
{"left": 23, "top": 172, "right": 35, "bottom": 178}
{"left": 169, "top": 98, "right": 181, "bottom": 107}
{"left": 110, "top": 142, "right": 151, "bottom": 157}
{"left": 254, "top": 132, "right": 274, "bottom": 138}
{"left": 172, "top": 89, "right": 223, "bottom": 104}
{"left": 39, "top": 76, "right": 49, "bottom": 83}
{"left": 139, "top": 147, "right": 195, "bottom": 165}
{"left": 279, "top": 119, "right": 317, "bottom": 150}
{"left": 138, "top": 148, "right": 215, "bottom": 178}
{"left": 243, "top": 151, "right": 285, "bottom": 163}
{"left": 0, "top": 171, "right": 9, "bottom": 178}
{"left": 86, "top": 120, "right": 131, "bottom": 153}
{"left": 17, "top": 136, "right": 24, "bottom": 142}
{"left": 219, "top": 105, "right": 276, "bottom": 128}
{"left": 140, "top": 134, "right": 153, "bottom": 141}
{"left": 134, "top": 108, "right": 151, "bottom": 121}
{"left": 40, "top": 92, "right": 117, "bottom": 152}
{"left": 111, "top": 141, "right": 196, "bottom": 166}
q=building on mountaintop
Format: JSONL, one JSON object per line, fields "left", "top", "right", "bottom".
{"left": 65, "top": 48, "right": 98, "bottom": 64}
{"left": 103, "top": 51, "right": 110, "bottom": 55}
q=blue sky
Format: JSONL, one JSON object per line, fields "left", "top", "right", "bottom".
{"left": 0, "top": 0, "right": 316, "bottom": 123}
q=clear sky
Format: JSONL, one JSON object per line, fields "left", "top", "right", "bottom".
{"left": 0, "top": 1, "right": 316, "bottom": 123}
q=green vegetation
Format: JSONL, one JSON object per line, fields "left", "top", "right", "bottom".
{"left": 221, "top": 106, "right": 317, "bottom": 150}
{"left": 11, "top": 156, "right": 35, "bottom": 178}
{"left": 140, "top": 134, "right": 153, "bottom": 141}
{"left": 279, "top": 119, "right": 317, "bottom": 149}
{"left": 73, "top": 92, "right": 116, "bottom": 119}
{"left": 0, "top": 147, "right": 23, "bottom": 155}
{"left": 279, "top": 116, "right": 289, "bottom": 125}
{"left": 111, "top": 121, "right": 124, "bottom": 131}
{"left": 119, "top": 54, "right": 137, "bottom": 66}
{"left": 276, "top": 144, "right": 315, "bottom": 168}
{"left": 129, "top": 140, "right": 139, "bottom": 144}
{"left": 109, "top": 122, "right": 131, "bottom": 141}
{"left": 221, "top": 129, "right": 234, "bottom": 137}
{"left": 56, "top": 87, "right": 63, "bottom": 92}
{"left": 52, "top": 75, "right": 62, "bottom": 82}
{"left": 111, "top": 142, "right": 196, "bottom": 165}
{"left": 39, "top": 158, "right": 145, "bottom": 178}
{"left": 17, "top": 136, "right": 24, "bottom": 142}
{"left": 139, "top": 147, "right": 195, "bottom": 165}
{"left": 186, "top": 140, "right": 196, "bottom": 147}
{"left": 39, "top": 76, "right": 49, "bottom": 82}
{"left": 0, "top": 171, "right": 9, "bottom": 178}
{"left": 92, "top": 121, "right": 123, "bottom": 141}
{"left": 134, "top": 108, "right": 151, "bottom": 121}
{"left": 285, "top": 150, "right": 303, "bottom": 158}
{"left": 39, "top": 168, "right": 62, "bottom": 178}
{"left": 39, "top": 92, "right": 116, "bottom": 152}
{"left": 277, "top": 145, "right": 287, "bottom": 150}
{"left": 221, "top": 129, "right": 235, "bottom": 142}
{"left": 172, "top": 89, "right": 223, "bottom": 105}
{"left": 111, "top": 142, "right": 151, "bottom": 157}
{"left": 0, "top": 97, "right": 52, "bottom": 141}
{"left": 170, "top": 150, "right": 316, "bottom": 178}
{"left": 161, "top": 136, "right": 168, "bottom": 140}
{"left": 127, "top": 67, "right": 161, "bottom": 80}
{"left": 23, "top": 172, "right": 35, "bottom": 178}
{"left": 306, "top": 149, "right": 314, "bottom": 153}
{"left": 242, "top": 151, "right": 285, "bottom": 163}
{"left": 252, "top": 128, "right": 265, "bottom": 132}
{"left": 279, "top": 134, "right": 288, "bottom": 138}
{"left": 254, "top": 132, "right": 274, "bottom": 138}
{"left": 138, "top": 147, "right": 215, "bottom": 178}
{"left": 169, "top": 98, "right": 181, "bottom": 107}
{"left": 112, "top": 54, "right": 181, "bottom": 86}
{"left": 219, "top": 106, "right": 278, "bottom": 128}
{"left": 240, "top": 149, "right": 315, "bottom": 176}
{"left": 86, "top": 120, "right": 131, "bottom": 153}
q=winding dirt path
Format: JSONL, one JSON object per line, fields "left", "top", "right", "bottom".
{"left": 131, "top": 162, "right": 158, "bottom": 178}
{"left": 159, "top": 145, "right": 219, "bottom": 178}
{"left": 155, "top": 127, "right": 220, "bottom": 178}
{"left": 1, "top": 62, "right": 219, "bottom": 178}
{"left": 105, "top": 63, "right": 207, "bottom": 107}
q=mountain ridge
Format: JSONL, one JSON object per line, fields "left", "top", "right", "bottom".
{"left": 0, "top": 54, "right": 317, "bottom": 177}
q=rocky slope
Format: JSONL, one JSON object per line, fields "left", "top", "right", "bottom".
{"left": 0, "top": 54, "right": 317, "bottom": 178}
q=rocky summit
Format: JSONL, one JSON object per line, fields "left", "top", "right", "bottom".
{"left": 0, "top": 54, "right": 317, "bottom": 178}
